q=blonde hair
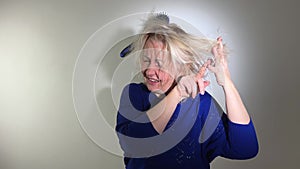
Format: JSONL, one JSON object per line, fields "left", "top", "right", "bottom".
{"left": 132, "top": 13, "right": 223, "bottom": 79}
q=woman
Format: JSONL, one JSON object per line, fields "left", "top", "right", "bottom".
{"left": 116, "top": 14, "right": 258, "bottom": 169}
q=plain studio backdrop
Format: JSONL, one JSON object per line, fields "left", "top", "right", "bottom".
{"left": 0, "top": 0, "right": 299, "bottom": 169}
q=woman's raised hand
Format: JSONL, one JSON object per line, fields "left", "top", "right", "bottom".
{"left": 208, "top": 37, "right": 231, "bottom": 86}
{"left": 176, "top": 60, "right": 210, "bottom": 99}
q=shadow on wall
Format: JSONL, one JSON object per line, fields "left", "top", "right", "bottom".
{"left": 95, "top": 33, "right": 143, "bottom": 128}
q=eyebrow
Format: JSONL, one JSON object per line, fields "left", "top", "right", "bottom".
{"left": 155, "top": 58, "right": 163, "bottom": 62}
{"left": 142, "top": 55, "right": 150, "bottom": 60}
{"left": 142, "top": 50, "right": 165, "bottom": 61}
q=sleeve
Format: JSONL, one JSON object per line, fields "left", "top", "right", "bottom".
{"left": 115, "top": 83, "right": 159, "bottom": 138}
{"left": 204, "top": 97, "right": 259, "bottom": 162}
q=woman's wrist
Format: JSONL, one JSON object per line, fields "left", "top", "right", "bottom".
{"left": 222, "top": 76, "right": 234, "bottom": 91}
{"left": 171, "top": 85, "right": 184, "bottom": 103}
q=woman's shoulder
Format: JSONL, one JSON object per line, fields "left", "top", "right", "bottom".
{"left": 121, "top": 83, "right": 150, "bottom": 101}
{"left": 124, "top": 83, "right": 148, "bottom": 92}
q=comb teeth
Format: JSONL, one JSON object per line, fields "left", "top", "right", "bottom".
{"left": 156, "top": 12, "right": 170, "bottom": 24}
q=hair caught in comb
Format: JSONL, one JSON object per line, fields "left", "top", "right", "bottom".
{"left": 120, "top": 12, "right": 170, "bottom": 58}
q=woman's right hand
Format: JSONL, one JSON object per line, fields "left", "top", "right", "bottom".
{"left": 208, "top": 37, "right": 231, "bottom": 86}
{"left": 176, "top": 60, "right": 210, "bottom": 99}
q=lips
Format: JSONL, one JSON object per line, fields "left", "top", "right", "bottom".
{"left": 147, "top": 77, "right": 160, "bottom": 83}
{"left": 145, "top": 76, "right": 161, "bottom": 86}
{"left": 143, "top": 70, "right": 161, "bottom": 86}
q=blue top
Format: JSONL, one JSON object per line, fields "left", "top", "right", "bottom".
{"left": 116, "top": 83, "right": 259, "bottom": 169}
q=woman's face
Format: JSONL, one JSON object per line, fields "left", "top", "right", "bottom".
{"left": 141, "top": 38, "right": 175, "bottom": 96}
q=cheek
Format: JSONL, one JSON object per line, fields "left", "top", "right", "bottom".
{"left": 140, "top": 62, "right": 147, "bottom": 72}
{"left": 161, "top": 64, "right": 177, "bottom": 80}
{"left": 159, "top": 71, "right": 174, "bottom": 84}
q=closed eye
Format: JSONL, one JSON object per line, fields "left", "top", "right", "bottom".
{"left": 142, "top": 55, "right": 150, "bottom": 63}
{"left": 156, "top": 59, "right": 162, "bottom": 67}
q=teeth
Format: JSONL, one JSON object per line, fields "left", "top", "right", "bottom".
{"left": 148, "top": 78, "right": 159, "bottom": 82}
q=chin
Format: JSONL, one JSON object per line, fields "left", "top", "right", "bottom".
{"left": 147, "top": 86, "right": 161, "bottom": 93}
{"left": 145, "top": 84, "right": 163, "bottom": 94}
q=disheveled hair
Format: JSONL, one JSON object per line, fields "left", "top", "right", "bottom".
{"left": 132, "top": 13, "right": 226, "bottom": 79}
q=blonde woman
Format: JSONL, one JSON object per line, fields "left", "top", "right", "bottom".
{"left": 116, "top": 13, "right": 258, "bottom": 169}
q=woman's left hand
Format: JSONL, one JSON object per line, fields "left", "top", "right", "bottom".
{"left": 208, "top": 37, "right": 231, "bottom": 86}
{"left": 176, "top": 61, "right": 210, "bottom": 99}
{"left": 195, "top": 60, "right": 211, "bottom": 95}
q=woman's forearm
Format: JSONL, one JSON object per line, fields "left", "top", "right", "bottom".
{"left": 146, "top": 88, "right": 182, "bottom": 134}
{"left": 223, "top": 77, "right": 250, "bottom": 124}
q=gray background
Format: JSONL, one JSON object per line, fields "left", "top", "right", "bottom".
{"left": 1, "top": 0, "right": 299, "bottom": 169}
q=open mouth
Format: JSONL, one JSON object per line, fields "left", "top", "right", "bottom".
{"left": 146, "top": 76, "right": 161, "bottom": 83}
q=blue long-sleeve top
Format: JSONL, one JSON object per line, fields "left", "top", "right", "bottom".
{"left": 116, "top": 83, "right": 259, "bottom": 169}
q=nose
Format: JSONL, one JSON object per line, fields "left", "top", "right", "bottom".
{"left": 145, "top": 68, "right": 156, "bottom": 77}
{"left": 144, "top": 60, "right": 159, "bottom": 77}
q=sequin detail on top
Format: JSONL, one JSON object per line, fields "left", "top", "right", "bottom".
{"left": 174, "top": 99, "right": 200, "bottom": 166}
{"left": 175, "top": 136, "right": 198, "bottom": 165}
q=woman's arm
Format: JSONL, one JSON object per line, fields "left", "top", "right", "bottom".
{"left": 203, "top": 37, "right": 258, "bottom": 161}
{"left": 147, "top": 63, "right": 211, "bottom": 134}
{"left": 209, "top": 37, "right": 250, "bottom": 124}
{"left": 145, "top": 87, "right": 181, "bottom": 134}
{"left": 223, "top": 78, "right": 250, "bottom": 124}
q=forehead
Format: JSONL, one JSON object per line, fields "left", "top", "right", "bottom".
{"left": 143, "top": 38, "right": 169, "bottom": 58}
{"left": 144, "top": 38, "right": 166, "bottom": 50}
